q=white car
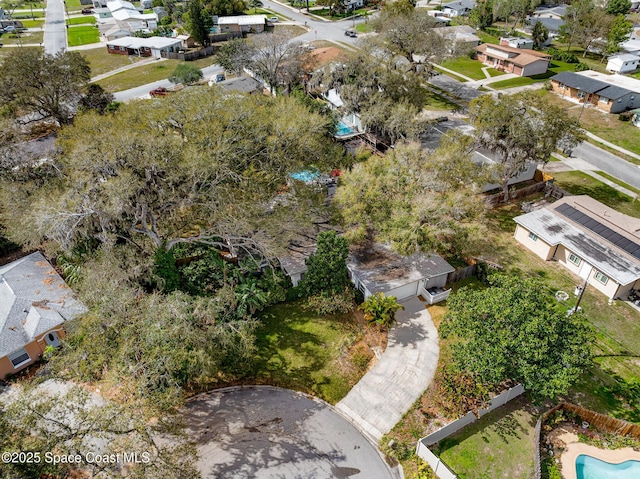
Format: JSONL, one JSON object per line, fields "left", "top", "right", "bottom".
{"left": 4, "top": 25, "right": 15, "bottom": 33}
{"left": 268, "top": 16, "right": 278, "bottom": 23}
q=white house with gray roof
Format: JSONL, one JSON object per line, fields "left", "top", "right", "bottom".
{"left": 442, "top": 0, "right": 476, "bottom": 17}
{"left": 514, "top": 196, "right": 640, "bottom": 300}
{"left": 0, "top": 252, "right": 85, "bottom": 379}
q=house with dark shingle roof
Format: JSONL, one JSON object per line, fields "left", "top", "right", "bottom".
{"left": 442, "top": 0, "right": 476, "bottom": 17}
{"left": 475, "top": 43, "right": 552, "bottom": 76}
{"left": 550, "top": 71, "right": 640, "bottom": 113}
{"left": 514, "top": 196, "right": 640, "bottom": 300}
{"left": 0, "top": 252, "right": 85, "bottom": 379}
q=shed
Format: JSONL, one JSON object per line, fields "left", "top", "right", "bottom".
{"left": 606, "top": 53, "right": 640, "bottom": 74}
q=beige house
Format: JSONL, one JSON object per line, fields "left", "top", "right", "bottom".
{"left": 514, "top": 196, "right": 640, "bottom": 300}
{"left": 0, "top": 252, "right": 85, "bottom": 380}
{"left": 475, "top": 43, "right": 551, "bottom": 76}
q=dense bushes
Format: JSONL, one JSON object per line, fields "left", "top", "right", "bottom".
{"left": 547, "top": 47, "right": 579, "bottom": 63}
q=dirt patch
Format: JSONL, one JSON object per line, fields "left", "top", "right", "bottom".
{"left": 308, "top": 45, "right": 348, "bottom": 67}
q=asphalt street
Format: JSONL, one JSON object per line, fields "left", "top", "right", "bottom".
{"left": 572, "top": 141, "right": 640, "bottom": 190}
{"left": 182, "top": 386, "right": 394, "bottom": 479}
{"left": 43, "top": 0, "right": 67, "bottom": 55}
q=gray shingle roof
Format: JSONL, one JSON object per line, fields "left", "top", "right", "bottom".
{"left": 0, "top": 252, "right": 85, "bottom": 358}
{"left": 528, "top": 17, "right": 564, "bottom": 32}
{"left": 551, "top": 71, "right": 634, "bottom": 99}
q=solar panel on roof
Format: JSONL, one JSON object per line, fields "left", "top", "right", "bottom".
{"left": 555, "top": 203, "right": 640, "bottom": 261}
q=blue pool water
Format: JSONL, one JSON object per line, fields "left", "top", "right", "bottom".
{"left": 336, "top": 121, "right": 355, "bottom": 136}
{"left": 290, "top": 169, "right": 320, "bottom": 183}
{"left": 576, "top": 454, "right": 640, "bottom": 479}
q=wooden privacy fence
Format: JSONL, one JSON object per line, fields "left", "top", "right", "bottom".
{"left": 558, "top": 402, "right": 640, "bottom": 438}
{"left": 446, "top": 264, "right": 476, "bottom": 284}
{"left": 485, "top": 180, "right": 571, "bottom": 206}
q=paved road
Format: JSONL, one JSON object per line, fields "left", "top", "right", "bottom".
{"left": 336, "top": 297, "right": 439, "bottom": 441}
{"left": 182, "top": 386, "right": 395, "bottom": 479}
{"left": 43, "top": 0, "right": 67, "bottom": 54}
{"left": 571, "top": 141, "right": 640, "bottom": 190}
{"left": 113, "top": 64, "right": 224, "bottom": 101}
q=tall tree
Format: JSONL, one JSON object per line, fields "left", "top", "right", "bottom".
{"left": 468, "top": 93, "right": 584, "bottom": 202}
{"left": 441, "top": 274, "right": 594, "bottom": 400}
{"left": 249, "top": 0, "right": 262, "bottom": 12}
{"left": 335, "top": 134, "right": 487, "bottom": 257}
{"left": 559, "top": 0, "right": 595, "bottom": 52}
{"left": 606, "top": 0, "right": 631, "bottom": 15}
{"left": 577, "top": 8, "right": 614, "bottom": 56}
{"left": 531, "top": 20, "right": 549, "bottom": 49}
{"left": 78, "top": 84, "right": 115, "bottom": 115}
{"left": 299, "top": 231, "right": 351, "bottom": 297}
{"left": 0, "top": 50, "right": 91, "bottom": 125}
{"left": 0, "top": 88, "right": 341, "bottom": 256}
{"left": 605, "top": 14, "right": 633, "bottom": 57}
{"left": 469, "top": 0, "right": 495, "bottom": 30}
{"left": 185, "top": 0, "right": 213, "bottom": 46}
{"left": 205, "top": 0, "right": 247, "bottom": 16}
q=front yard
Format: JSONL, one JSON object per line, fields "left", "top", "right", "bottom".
{"left": 242, "top": 300, "right": 386, "bottom": 404}
{"left": 67, "top": 25, "right": 100, "bottom": 47}
{"left": 440, "top": 56, "right": 506, "bottom": 81}
{"left": 489, "top": 59, "right": 577, "bottom": 89}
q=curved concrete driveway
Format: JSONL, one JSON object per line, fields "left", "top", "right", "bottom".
{"left": 182, "top": 386, "right": 394, "bottom": 479}
{"left": 336, "top": 297, "right": 439, "bottom": 440}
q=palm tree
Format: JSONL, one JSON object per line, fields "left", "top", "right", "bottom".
{"left": 359, "top": 293, "right": 404, "bottom": 330}
{"left": 249, "top": 0, "right": 263, "bottom": 13}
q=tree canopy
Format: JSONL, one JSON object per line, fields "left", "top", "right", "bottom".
{"left": 0, "top": 88, "right": 342, "bottom": 257}
{"left": 468, "top": 92, "right": 584, "bottom": 202}
{"left": 185, "top": 0, "right": 213, "bottom": 46}
{"left": 606, "top": 0, "right": 631, "bottom": 15}
{"left": 169, "top": 63, "right": 204, "bottom": 84}
{"left": 299, "top": 230, "right": 351, "bottom": 297}
{"left": 441, "top": 274, "right": 594, "bottom": 400}
{"left": 0, "top": 50, "right": 91, "bottom": 125}
{"left": 335, "top": 135, "right": 487, "bottom": 258}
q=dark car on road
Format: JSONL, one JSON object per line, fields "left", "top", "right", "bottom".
{"left": 149, "top": 87, "right": 168, "bottom": 97}
{"left": 345, "top": 30, "right": 356, "bottom": 37}
{"left": 81, "top": 8, "right": 94, "bottom": 14}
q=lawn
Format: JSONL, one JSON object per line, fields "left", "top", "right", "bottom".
{"left": 97, "top": 60, "right": 179, "bottom": 91}
{"left": 476, "top": 31, "right": 500, "bottom": 44}
{"left": 312, "top": 7, "right": 369, "bottom": 19}
{"left": 81, "top": 46, "right": 135, "bottom": 77}
{"left": 66, "top": 16, "right": 97, "bottom": 25}
{"left": 63, "top": 0, "right": 84, "bottom": 11}
{"left": 0, "top": 46, "right": 42, "bottom": 60}
{"left": 434, "top": 397, "right": 538, "bottom": 479}
{"left": 245, "top": 301, "right": 384, "bottom": 404}
{"left": 551, "top": 170, "right": 640, "bottom": 218}
{"left": 244, "top": 7, "right": 289, "bottom": 20}
{"left": 19, "top": 19, "right": 44, "bottom": 28}
{"left": 355, "top": 22, "right": 373, "bottom": 33}
{"left": 440, "top": 56, "right": 506, "bottom": 81}
{"left": 594, "top": 171, "right": 640, "bottom": 196}
{"left": 490, "top": 59, "right": 577, "bottom": 90}
{"left": 0, "top": 31, "right": 43, "bottom": 45}
{"left": 67, "top": 25, "right": 100, "bottom": 47}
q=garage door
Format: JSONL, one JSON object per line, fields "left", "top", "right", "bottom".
{"left": 386, "top": 282, "right": 418, "bottom": 300}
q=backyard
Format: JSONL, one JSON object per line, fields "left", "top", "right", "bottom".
{"left": 434, "top": 397, "right": 539, "bottom": 479}
{"left": 243, "top": 301, "right": 386, "bottom": 404}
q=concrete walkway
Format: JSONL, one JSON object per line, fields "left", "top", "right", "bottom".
{"left": 336, "top": 297, "right": 439, "bottom": 441}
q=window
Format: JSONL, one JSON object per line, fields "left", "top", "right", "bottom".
{"left": 599, "top": 97, "right": 610, "bottom": 104}
{"left": 528, "top": 232, "right": 538, "bottom": 242}
{"left": 568, "top": 253, "right": 581, "bottom": 266}
{"left": 594, "top": 271, "right": 609, "bottom": 285}
{"left": 577, "top": 91, "right": 586, "bottom": 99}
{"left": 8, "top": 348, "right": 31, "bottom": 369}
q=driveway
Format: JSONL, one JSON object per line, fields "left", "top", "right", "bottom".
{"left": 336, "top": 297, "right": 439, "bottom": 440}
{"left": 182, "top": 386, "right": 395, "bottom": 479}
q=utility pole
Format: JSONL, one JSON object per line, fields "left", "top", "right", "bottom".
{"left": 574, "top": 279, "right": 589, "bottom": 312}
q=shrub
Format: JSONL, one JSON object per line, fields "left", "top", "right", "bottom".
{"left": 305, "top": 288, "right": 355, "bottom": 315}
{"left": 619, "top": 111, "right": 634, "bottom": 122}
{"left": 547, "top": 47, "right": 579, "bottom": 63}
{"left": 574, "top": 62, "right": 589, "bottom": 71}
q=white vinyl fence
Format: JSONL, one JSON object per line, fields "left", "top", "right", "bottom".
{"left": 415, "top": 384, "right": 525, "bottom": 479}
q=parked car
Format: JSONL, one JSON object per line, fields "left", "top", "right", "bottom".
{"left": 149, "top": 87, "right": 168, "bottom": 97}
{"left": 345, "top": 29, "right": 356, "bottom": 37}
{"left": 3, "top": 25, "right": 15, "bottom": 33}
{"left": 268, "top": 16, "right": 278, "bottom": 22}
{"left": 81, "top": 8, "right": 94, "bottom": 14}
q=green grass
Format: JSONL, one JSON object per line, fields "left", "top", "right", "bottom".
{"left": 440, "top": 56, "right": 506, "bottom": 81}
{"left": 551, "top": 170, "right": 640, "bottom": 218}
{"left": 246, "top": 301, "right": 371, "bottom": 404}
{"left": 435, "top": 397, "right": 538, "bottom": 479}
{"left": 0, "top": 31, "right": 43, "bottom": 45}
{"left": 477, "top": 31, "right": 500, "bottom": 44}
{"left": 81, "top": 47, "right": 135, "bottom": 77}
{"left": 19, "top": 19, "right": 44, "bottom": 28}
{"left": 355, "top": 22, "right": 373, "bottom": 33}
{"left": 63, "top": 0, "right": 84, "bottom": 11}
{"left": 312, "top": 7, "right": 368, "bottom": 19}
{"left": 245, "top": 8, "right": 289, "bottom": 20}
{"left": 97, "top": 60, "right": 179, "bottom": 91}
{"left": 593, "top": 171, "right": 640, "bottom": 196}
{"left": 428, "top": 91, "right": 462, "bottom": 111}
{"left": 490, "top": 60, "right": 577, "bottom": 90}
{"left": 66, "top": 16, "right": 97, "bottom": 25}
{"left": 67, "top": 25, "right": 100, "bottom": 47}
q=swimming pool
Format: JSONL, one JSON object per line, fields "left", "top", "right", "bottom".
{"left": 335, "top": 121, "right": 355, "bottom": 136}
{"left": 289, "top": 169, "right": 320, "bottom": 183}
{"left": 576, "top": 454, "right": 640, "bottom": 479}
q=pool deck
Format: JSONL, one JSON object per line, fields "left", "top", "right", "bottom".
{"left": 561, "top": 442, "right": 640, "bottom": 479}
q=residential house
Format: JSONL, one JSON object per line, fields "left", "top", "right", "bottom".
{"left": 280, "top": 243, "right": 455, "bottom": 304}
{"left": 514, "top": 196, "right": 640, "bottom": 300}
{"left": 500, "top": 36, "right": 534, "bottom": 50}
{"left": 532, "top": 4, "right": 567, "bottom": 20}
{"left": 621, "top": 27, "right": 640, "bottom": 55}
{"left": 527, "top": 17, "right": 563, "bottom": 40}
{"left": 442, "top": 0, "right": 476, "bottom": 17}
{"left": 475, "top": 43, "right": 552, "bottom": 76}
{"left": 106, "top": 36, "right": 182, "bottom": 57}
{"left": 606, "top": 53, "right": 640, "bottom": 74}
{"left": 140, "top": 0, "right": 153, "bottom": 8}
{"left": 96, "top": 0, "right": 159, "bottom": 36}
{"left": 0, "top": 252, "right": 85, "bottom": 380}
{"left": 216, "top": 15, "right": 267, "bottom": 34}
{"left": 550, "top": 70, "right": 640, "bottom": 113}
{"left": 433, "top": 25, "right": 481, "bottom": 49}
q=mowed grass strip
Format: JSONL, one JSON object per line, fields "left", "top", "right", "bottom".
{"left": 97, "top": 60, "right": 180, "bottom": 91}
{"left": 435, "top": 397, "right": 538, "bottom": 479}
{"left": 67, "top": 16, "right": 97, "bottom": 25}
{"left": 67, "top": 25, "right": 99, "bottom": 46}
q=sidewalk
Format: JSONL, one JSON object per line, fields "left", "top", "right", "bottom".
{"left": 336, "top": 297, "right": 439, "bottom": 441}
{"left": 582, "top": 130, "right": 640, "bottom": 162}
